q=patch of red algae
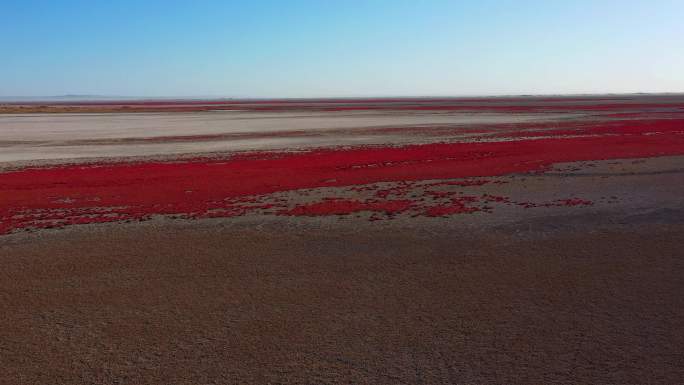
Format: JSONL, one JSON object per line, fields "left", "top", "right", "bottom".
{"left": 424, "top": 196, "right": 482, "bottom": 217}
{"left": 426, "top": 179, "right": 493, "bottom": 187}
{"left": 553, "top": 198, "right": 593, "bottom": 207}
{"left": 1, "top": 117, "right": 684, "bottom": 234}
{"left": 492, "top": 118, "right": 684, "bottom": 139}
{"left": 26, "top": 98, "right": 684, "bottom": 114}
{"left": 515, "top": 199, "right": 594, "bottom": 209}
{"left": 279, "top": 199, "right": 414, "bottom": 216}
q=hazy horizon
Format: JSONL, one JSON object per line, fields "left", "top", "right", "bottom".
{"left": 3, "top": 91, "right": 684, "bottom": 102}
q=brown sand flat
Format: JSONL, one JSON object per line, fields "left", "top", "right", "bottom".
{"left": 1, "top": 216, "right": 683, "bottom": 384}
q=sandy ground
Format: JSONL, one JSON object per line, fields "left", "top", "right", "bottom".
{"left": 1, "top": 96, "right": 684, "bottom": 384}
{"left": 2, "top": 214, "right": 683, "bottom": 384}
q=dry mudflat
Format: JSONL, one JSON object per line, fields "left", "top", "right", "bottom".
{"left": 2, "top": 215, "right": 683, "bottom": 384}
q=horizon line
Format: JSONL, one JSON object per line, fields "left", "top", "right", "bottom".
{"left": 2, "top": 91, "right": 684, "bottom": 103}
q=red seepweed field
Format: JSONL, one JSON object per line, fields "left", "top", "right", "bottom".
{"left": 1, "top": 97, "right": 683, "bottom": 234}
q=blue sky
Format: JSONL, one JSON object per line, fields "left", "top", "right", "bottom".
{"left": 2, "top": 0, "right": 683, "bottom": 97}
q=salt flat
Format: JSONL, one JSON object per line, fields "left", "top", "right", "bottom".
{"left": 0, "top": 110, "right": 578, "bottom": 164}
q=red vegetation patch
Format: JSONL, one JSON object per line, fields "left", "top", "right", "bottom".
{"left": 492, "top": 118, "right": 684, "bottom": 140}
{"left": 279, "top": 199, "right": 414, "bottom": 216}
{"left": 554, "top": 198, "right": 594, "bottom": 207}
{"left": 12, "top": 96, "right": 684, "bottom": 114}
{"left": 1, "top": 117, "right": 684, "bottom": 234}
{"left": 425, "top": 196, "right": 483, "bottom": 217}
{"left": 515, "top": 199, "right": 594, "bottom": 209}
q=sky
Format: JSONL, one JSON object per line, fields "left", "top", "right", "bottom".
{"left": 2, "top": 0, "right": 683, "bottom": 98}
